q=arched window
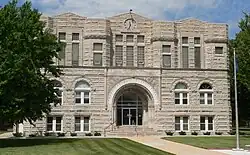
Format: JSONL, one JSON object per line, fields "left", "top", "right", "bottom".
{"left": 52, "top": 80, "right": 63, "bottom": 105}
{"left": 199, "top": 83, "right": 213, "bottom": 105}
{"left": 75, "top": 81, "right": 90, "bottom": 104}
{"left": 174, "top": 82, "right": 189, "bottom": 105}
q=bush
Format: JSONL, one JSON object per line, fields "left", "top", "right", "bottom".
{"left": 165, "top": 131, "right": 174, "bottom": 136}
{"left": 215, "top": 132, "right": 222, "bottom": 135}
{"left": 13, "top": 132, "right": 23, "bottom": 137}
{"left": 85, "top": 133, "right": 93, "bottom": 136}
{"left": 44, "top": 132, "right": 56, "bottom": 137}
{"left": 191, "top": 131, "right": 198, "bottom": 136}
{"left": 239, "top": 132, "right": 246, "bottom": 135}
{"left": 70, "top": 132, "right": 77, "bottom": 136}
{"left": 29, "top": 133, "right": 37, "bottom": 137}
{"left": 94, "top": 131, "right": 101, "bottom": 136}
{"left": 203, "top": 132, "right": 211, "bottom": 135}
{"left": 179, "top": 131, "right": 186, "bottom": 135}
{"left": 57, "top": 132, "right": 65, "bottom": 137}
{"left": 228, "top": 131, "right": 236, "bottom": 135}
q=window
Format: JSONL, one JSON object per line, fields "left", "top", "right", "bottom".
{"left": 75, "top": 81, "right": 90, "bottom": 104}
{"left": 93, "top": 43, "right": 103, "bottom": 51}
{"left": 137, "top": 46, "right": 145, "bottom": 67}
{"left": 126, "top": 46, "right": 134, "bottom": 66}
{"left": 182, "top": 46, "right": 189, "bottom": 68}
{"left": 93, "top": 43, "right": 103, "bottom": 66}
{"left": 137, "top": 35, "right": 144, "bottom": 43}
{"left": 162, "top": 45, "right": 171, "bottom": 68}
{"left": 72, "top": 43, "right": 79, "bottom": 66}
{"left": 175, "top": 116, "right": 189, "bottom": 131}
{"left": 200, "top": 116, "right": 213, "bottom": 131}
{"left": 199, "top": 83, "right": 213, "bottom": 105}
{"left": 126, "top": 35, "right": 134, "bottom": 42}
{"left": 194, "top": 37, "right": 200, "bottom": 44}
{"left": 215, "top": 47, "right": 223, "bottom": 54}
{"left": 182, "top": 37, "right": 188, "bottom": 44}
{"left": 59, "top": 32, "right": 66, "bottom": 40}
{"left": 72, "top": 33, "right": 79, "bottom": 41}
{"left": 93, "top": 53, "right": 102, "bottom": 66}
{"left": 58, "top": 44, "right": 65, "bottom": 66}
{"left": 116, "top": 35, "right": 123, "bottom": 42}
{"left": 46, "top": 116, "right": 62, "bottom": 132}
{"left": 115, "top": 46, "right": 123, "bottom": 66}
{"left": 52, "top": 80, "right": 63, "bottom": 105}
{"left": 174, "top": 83, "right": 188, "bottom": 105}
{"left": 194, "top": 47, "right": 201, "bottom": 68}
{"left": 74, "top": 116, "right": 90, "bottom": 132}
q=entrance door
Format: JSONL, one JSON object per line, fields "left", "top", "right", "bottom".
{"left": 122, "top": 108, "right": 137, "bottom": 125}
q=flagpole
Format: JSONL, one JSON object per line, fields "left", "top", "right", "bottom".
{"left": 233, "top": 48, "right": 240, "bottom": 150}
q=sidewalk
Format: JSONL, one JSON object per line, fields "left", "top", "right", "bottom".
{"left": 129, "top": 136, "right": 228, "bottom": 155}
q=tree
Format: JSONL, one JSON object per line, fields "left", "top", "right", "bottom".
{"left": 229, "top": 12, "right": 250, "bottom": 127}
{"left": 0, "top": 0, "right": 62, "bottom": 131}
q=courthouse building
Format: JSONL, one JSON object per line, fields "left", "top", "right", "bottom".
{"left": 21, "top": 11, "right": 231, "bottom": 136}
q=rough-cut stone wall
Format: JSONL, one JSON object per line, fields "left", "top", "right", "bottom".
{"left": 21, "top": 12, "right": 230, "bottom": 136}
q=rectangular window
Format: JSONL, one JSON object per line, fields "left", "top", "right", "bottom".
{"left": 200, "top": 116, "right": 213, "bottom": 131}
{"left": 137, "top": 46, "right": 145, "bottom": 67}
{"left": 72, "top": 43, "right": 79, "bottom": 66}
{"left": 207, "top": 93, "right": 213, "bottom": 104}
{"left": 200, "top": 93, "right": 205, "bottom": 104}
{"left": 182, "top": 37, "right": 188, "bottom": 44}
{"left": 72, "top": 33, "right": 79, "bottom": 41}
{"left": 75, "top": 91, "right": 90, "bottom": 104}
{"left": 115, "top": 46, "right": 123, "bottom": 66}
{"left": 74, "top": 116, "right": 90, "bottom": 132}
{"left": 58, "top": 44, "right": 66, "bottom": 66}
{"left": 116, "top": 35, "right": 123, "bottom": 42}
{"left": 75, "top": 117, "right": 81, "bottom": 131}
{"left": 175, "top": 116, "right": 189, "bottom": 131}
{"left": 195, "top": 47, "right": 201, "bottom": 68}
{"left": 137, "top": 35, "right": 144, "bottom": 43}
{"left": 126, "top": 46, "right": 134, "bottom": 66}
{"left": 175, "top": 92, "right": 188, "bottom": 105}
{"left": 93, "top": 43, "right": 103, "bottom": 51}
{"left": 162, "top": 45, "right": 171, "bottom": 53}
{"left": 93, "top": 53, "right": 102, "bottom": 66}
{"left": 182, "top": 46, "right": 189, "bottom": 68}
{"left": 215, "top": 47, "right": 223, "bottom": 54}
{"left": 46, "top": 116, "right": 62, "bottom": 132}
{"left": 200, "top": 92, "right": 213, "bottom": 105}
{"left": 59, "top": 32, "right": 66, "bottom": 40}
{"left": 194, "top": 37, "right": 200, "bottom": 44}
{"left": 126, "top": 35, "right": 134, "bottom": 42}
{"left": 163, "top": 55, "right": 171, "bottom": 68}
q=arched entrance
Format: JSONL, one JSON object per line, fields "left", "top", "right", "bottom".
{"left": 113, "top": 84, "right": 151, "bottom": 127}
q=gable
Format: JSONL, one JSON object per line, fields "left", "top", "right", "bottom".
{"left": 53, "top": 12, "right": 86, "bottom": 20}
{"left": 108, "top": 12, "right": 152, "bottom": 22}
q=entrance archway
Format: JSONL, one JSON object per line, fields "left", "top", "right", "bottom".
{"left": 113, "top": 85, "right": 151, "bottom": 126}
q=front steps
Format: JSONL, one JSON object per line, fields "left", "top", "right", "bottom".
{"left": 105, "top": 126, "right": 157, "bottom": 137}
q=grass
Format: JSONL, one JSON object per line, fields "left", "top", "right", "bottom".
{"left": 0, "top": 138, "right": 173, "bottom": 155}
{"left": 163, "top": 136, "right": 250, "bottom": 149}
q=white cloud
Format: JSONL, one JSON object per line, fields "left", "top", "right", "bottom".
{"left": 32, "top": 0, "right": 218, "bottom": 19}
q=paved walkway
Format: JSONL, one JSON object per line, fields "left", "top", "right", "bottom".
{"left": 129, "top": 136, "right": 228, "bottom": 155}
{"left": 211, "top": 150, "right": 250, "bottom": 155}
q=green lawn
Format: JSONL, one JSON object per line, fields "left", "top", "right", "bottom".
{"left": 0, "top": 138, "right": 173, "bottom": 155}
{"left": 163, "top": 136, "right": 250, "bottom": 149}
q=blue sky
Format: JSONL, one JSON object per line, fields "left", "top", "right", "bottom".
{"left": 1, "top": 0, "right": 250, "bottom": 39}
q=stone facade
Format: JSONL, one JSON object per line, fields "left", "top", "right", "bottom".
{"left": 22, "top": 12, "right": 230, "bottom": 136}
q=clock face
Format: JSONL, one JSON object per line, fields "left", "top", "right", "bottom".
{"left": 124, "top": 19, "right": 136, "bottom": 30}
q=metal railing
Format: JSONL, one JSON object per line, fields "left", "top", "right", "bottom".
{"left": 104, "top": 120, "right": 117, "bottom": 137}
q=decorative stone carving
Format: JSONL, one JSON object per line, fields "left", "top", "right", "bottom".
{"left": 84, "top": 34, "right": 111, "bottom": 40}
{"left": 151, "top": 37, "right": 178, "bottom": 43}
{"left": 204, "top": 38, "right": 228, "bottom": 43}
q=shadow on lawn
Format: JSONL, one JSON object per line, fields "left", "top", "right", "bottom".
{"left": 0, "top": 138, "right": 82, "bottom": 148}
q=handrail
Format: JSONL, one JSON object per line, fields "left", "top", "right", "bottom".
{"left": 104, "top": 120, "right": 117, "bottom": 137}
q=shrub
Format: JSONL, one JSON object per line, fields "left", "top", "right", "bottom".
{"left": 13, "top": 132, "right": 23, "bottom": 137}
{"left": 203, "top": 132, "right": 211, "bottom": 135}
{"left": 85, "top": 133, "right": 93, "bottom": 136}
{"left": 165, "top": 131, "right": 174, "bottom": 136}
{"left": 239, "top": 132, "right": 246, "bottom": 135}
{"left": 191, "top": 131, "right": 198, "bottom": 136}
{"left": 29, "top": 133, "right": 37, "bottom": 137}
{"left": 70, "top": 132, "right": 77, "bottom": 136}
{"left": 228, "top": 131, "right": 236, "bottom": 135}
{"left": 44, "top": 132, "right": 56, "bottom": 136}
{"left": 179, "top": 131, "right": 186, "bottom": 135}
{"left": 94, "top": 131, "right": 101, "bottom": 136}
{"left": 57, "top": 132, "right": 65, "bottom": 137}
{"left": 215, "top": 132, "right": 222, "bottom": 135}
